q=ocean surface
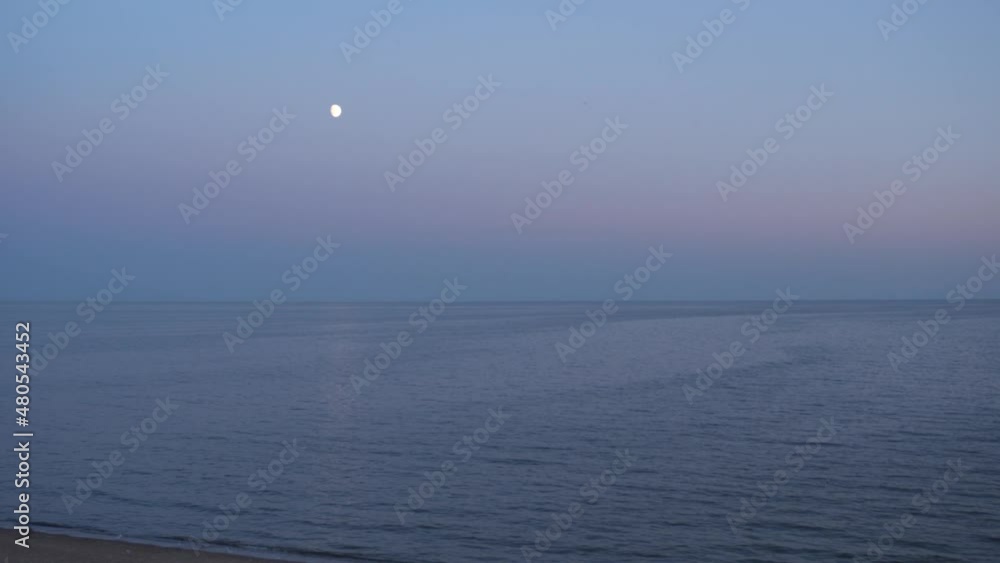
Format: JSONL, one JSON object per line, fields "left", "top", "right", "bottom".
{"left": 1, "top": 301, "right": 998, "bottom": 562}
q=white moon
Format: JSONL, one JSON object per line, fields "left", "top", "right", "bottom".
{"left": 330, "top": 104, "right": 342, "bottom": 118}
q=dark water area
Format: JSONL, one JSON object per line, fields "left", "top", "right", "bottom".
{"left": 0, "top": 301, "right": 997, "bottom": 562}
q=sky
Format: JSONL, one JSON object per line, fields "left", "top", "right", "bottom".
{"left": 1, "top": 0, "right": 999, "bottom": 301}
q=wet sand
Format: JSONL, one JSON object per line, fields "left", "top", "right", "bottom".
{"left": 0, "top": 531, "right": 286, "bottom": 562}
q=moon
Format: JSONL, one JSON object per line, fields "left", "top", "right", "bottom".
{"left": 330, "top": 104, "right": 342, "bottom": 118}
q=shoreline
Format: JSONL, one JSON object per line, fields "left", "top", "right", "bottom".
{"left": 0, "top": 530, "right": 294, "bottom": 562}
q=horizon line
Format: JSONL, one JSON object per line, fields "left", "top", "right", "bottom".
{"left": 4, "top": 299, "right": 999, "bottom": 304}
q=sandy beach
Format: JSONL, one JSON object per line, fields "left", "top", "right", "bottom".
{"left": 0, "top": 531, "right": 285, "bottom": 562}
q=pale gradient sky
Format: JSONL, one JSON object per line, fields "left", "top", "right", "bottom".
{"left": 1, "top": 0, "right": 999, "bottom": 300}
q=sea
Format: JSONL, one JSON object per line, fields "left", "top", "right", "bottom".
{"left": 0, "top": 301, "right": 998, "bottom": 562}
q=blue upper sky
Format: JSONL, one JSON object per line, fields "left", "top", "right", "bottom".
{"left": 2, "top": 0, "right": 998, "bottom": 300}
